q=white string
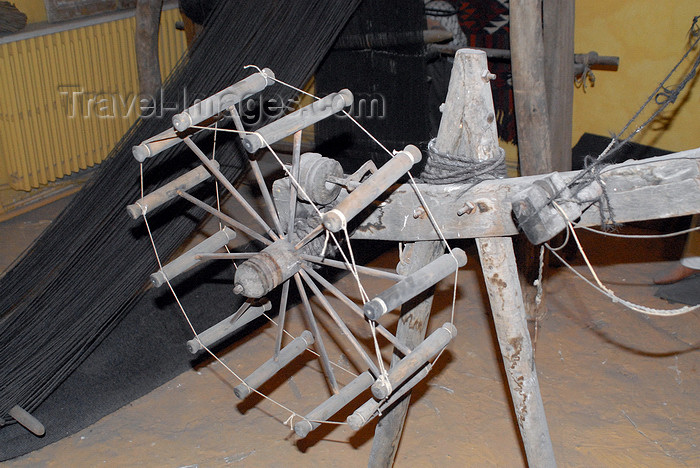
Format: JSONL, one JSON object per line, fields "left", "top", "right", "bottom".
{"left": 190, "top": 124, "right": 372, "bottom": 306}
{"left": 238, "top": 72, "right": 397, "bottom": 384}
{"left": 138, "top": 163, "right": 316, "bottom": 427}
{"left": 534, "top": 245, "right": 545, "bottom": 307}
{"left": 547, "top": 246, "right": 699, "bottom": 317}
{"left": 188, "top": 125, "right": 381, "bottom": 389}
{"left": 575, "top": 224, "right": 700, "bottom": 239}
{"left": 550, "top": 201, "right": 699, "bottom": 316}
{"left": 552, "top": 202, "right": 610, "bottom": 293}
{"left": 242, "top": 64, "right": 271, "bottom": 86}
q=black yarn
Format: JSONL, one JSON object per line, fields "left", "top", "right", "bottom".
{"left": 0, "top": 0, "right": 360, "bottom": 427}
{"left": 315, "top": 0, "right": 430, "bottom": 173}
{"left": 421, "top": 137, "right": 507, "bottom": 185}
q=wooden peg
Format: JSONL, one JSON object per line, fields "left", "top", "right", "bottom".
{"left": 322, "top": 145, "right": 422, "bottom": 232}
{"left": 241, "top": 90, "right": 353, "bottom": 153}
{"left": 126, "top": 162, "right": 219, "bottom": 219}
{"left": 371, "top": 323, "right": 456, "bottom": 400}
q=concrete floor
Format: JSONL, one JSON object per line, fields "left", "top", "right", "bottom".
{"left": 1, "top": 190, "right": 698, "bottom": 467}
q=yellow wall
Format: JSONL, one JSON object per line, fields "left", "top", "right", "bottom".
{"left": 12, "top": 0, "right": 47, "bottom": 24}
{"left": 573, "top": 1, "right": 700, "bottom": 152}
{"left": 0, "top": 7, "right": 187, "bottom": 192}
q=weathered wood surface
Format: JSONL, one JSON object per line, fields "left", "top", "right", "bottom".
{"left": 344, "top": 148, "right": 700, "bottom": 241}
{"left": 476, "top": 237, "right": 556, "bottom": 467}
{"left": 510, "top": 0, "right": 552, "bottom": 176}
{"left": 135, "top": 0, "right": 163, "bottom": 98}
{"left": 369, "top": 49, "right": 495, "bottom": 468}
{"left": 368, "top": 240, "right": 443, "bottom": 467}
{"left": 429, "top": 49, "right": 500, "bottom": 163}
{"left": 544, "top": 0, "right": 575, "bottom": 173}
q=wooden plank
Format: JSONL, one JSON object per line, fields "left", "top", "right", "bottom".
{"left": 343, "top": 149, "right": 700, "bottom": 241}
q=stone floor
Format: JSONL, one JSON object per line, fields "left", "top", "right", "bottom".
{"left": 1, "top": 188, "right": 698, "bottom": 467}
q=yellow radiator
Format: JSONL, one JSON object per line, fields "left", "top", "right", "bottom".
{"left": 0, "top": 8, "right": 187, "bottom": 191}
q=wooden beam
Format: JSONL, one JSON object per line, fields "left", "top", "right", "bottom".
{"left": 340, "top": 149, "right": 700, "bottom": 241}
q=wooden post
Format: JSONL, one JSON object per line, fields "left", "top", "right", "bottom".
{"left": 510, "top": 0, "right": 554, "bottom": 320}
{"left": 374, "top": 47, "right": 556, "bottom": 466}
{"left": 543, "top": 0, "right": 575, "bottom": 172}
{"left": 370, "top": 49, "right": 520, "bottom": 467}
{"left": 510, "top": 0, "right": 552, "bottom": 176}
{"left": 135, "top": 0, "right": 164, "bottom": 99}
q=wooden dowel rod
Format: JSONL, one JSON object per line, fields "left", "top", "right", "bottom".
{"left": 9, "top": 405, "right": 45, "bottom": 437}
{"left": 371, "top": 323, "right": 456, "bottom": 400}
{"left": 347, "top": 364, "right": 431, "bottom": 431}
{"left": 176, "top": 189, "right": 272, "bottom": 246}
{"left": 150, "top": 228, "right": 236, "bottom": 287}
{"left": 364, "top": 249, "right": 466, "bottom": 320}
{"left": 233, "top": 330, "right": 313, "bottom": 399}
{"left": 301, "top": 265, "right": 411, "bottom": 356}
{"left": 127, "top": 162, "right": 219, "bottom": 219}
{"left": 300, "top": 254, "right": 406, "bottom": 282}
{"left": 294, "top": 371, "right": 375, "bottom": 438}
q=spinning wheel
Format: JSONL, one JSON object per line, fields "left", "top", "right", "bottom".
{"left": 127, "top": 66, "right": 464, "bottom": 456}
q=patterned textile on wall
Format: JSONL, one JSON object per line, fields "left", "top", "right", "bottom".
{"left": 427, "top": 0, "right": 516, "bottom": 143}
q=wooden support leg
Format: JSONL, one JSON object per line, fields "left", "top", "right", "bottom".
{"left": 476, "top": 236, "right": 556, "bottom": 467}
{"left": 368, "top": 240, "right": 444, "bottom": 468}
